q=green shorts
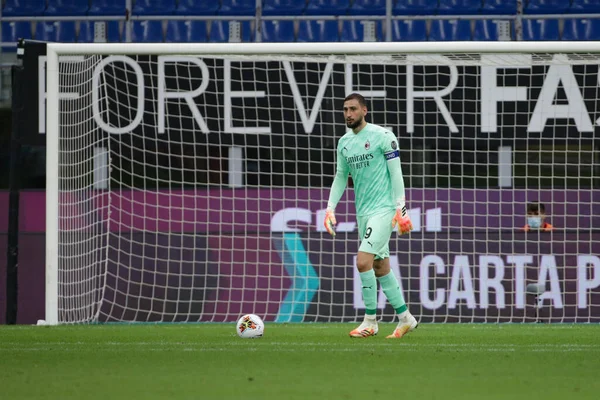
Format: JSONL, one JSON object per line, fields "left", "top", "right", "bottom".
{"left": 357, "top": 209, "right": 396, "bottom": 260}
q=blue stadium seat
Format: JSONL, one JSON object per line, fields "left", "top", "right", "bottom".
{"left": 133, "top": 0, "right": 176, "bottom": 15}
{"left": 218, "top": 0, "right": 256, "bottom": 15}
{"left": 341, "top": 20, "right": 383, "bottom": 42}
{"left": 209, "top": 20, "right": 254, "bottom": 42}
{"left": 2, "top": 21, "right": 33, "bottom": 46}
{"left": 45, "top": 0, "right": 89, "bottom": 16}
{"left": 261, "top": 20, "right": 295, "bottom": 42}
{"left": 166, "top": 20, "right": 208, "bottom": 42}
{"left": 3, "top": 0, "right": 46, "bottom": 16}
{"left": 263, "top": 0, "right": 307, "bottom": 16}
{"left": 34, "top": 21, "right": 77, "bottom": 42}
{"left": 209, "top": 21, "right": 228, "bottom": 42}
{"left": 132, "top": 20, "right": 164, "bottom": 42}
{"left": 473, "top": 19, "right": 512, "bottom": 40}
{"left": 348, "top": 0, "right": 386, "bottom": 15}
{"left": 77, "top": 21, "right": 123, "bottom": 43}
{"left": 480, "top": 0, "right": 516, "bottom": 14}
{"left": 429, "top": 20, "right": 472, "bottom": 41}
{"left": 562, "top": 19, "right": 600, "bottom": 41}
{"left": 175, "top": 0, "right": 219, "bottom": 15}
{"left": 570, "top": 0, "right": 600, "bottom": 13}
{"left": 391, "top": 20, "right": 427, "bottom": 41}
{"left": 525, "top": 0, "right": 569, "bottom": 14}
{"left": 304, "top": 0, "right": 350, "bottom": 15}
{"left": 89, "top": 0, "right": 125, "bottom": 15}
{"left": 78, "top": 21, "right": 94, "bottom": 42}
{"left": 522, "top": 19, "right": 560, "bottom": 40}
{"left": 297, "top": 20, "right": 339, "bottom": 42}
{"left": 437, "top": 0, "right": 482, "bottom": 15}
{"left": 78, "top": 21, "right": 123, "bottom": 42}
{"left": 393, "top": 0, "right": 438, "bottom": 15}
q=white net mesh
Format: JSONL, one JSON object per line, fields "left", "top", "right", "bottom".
{"left": 54, "top": 51, "right": 600, "bottom": 323}
{"left": 57, "top": 55, "right": 107, "bottom": 323}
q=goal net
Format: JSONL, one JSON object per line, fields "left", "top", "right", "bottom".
{"left": 45, "top": 42, "right": 600, "bottom": 324}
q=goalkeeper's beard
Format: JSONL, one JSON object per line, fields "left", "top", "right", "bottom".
{"left": 346, "top": 116, "right": 363, "bottom": 130}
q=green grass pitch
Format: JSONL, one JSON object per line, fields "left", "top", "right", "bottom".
{"left": 1, "top": 323, "right": 599, "bottom": 400}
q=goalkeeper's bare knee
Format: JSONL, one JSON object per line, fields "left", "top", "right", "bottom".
{"left": 356, "top": 251, "right": 375, "bottom": 272}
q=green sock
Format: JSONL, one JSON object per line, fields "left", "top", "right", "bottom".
{"left": 378, "top": 272, "right": 407, "bottom": 315}
{"left": 359, "top": 269, "right": 377, "bottom": 315}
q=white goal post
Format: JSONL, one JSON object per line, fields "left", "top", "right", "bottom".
{"left": 46, "top": 41, "right": 600, "bottom": 325}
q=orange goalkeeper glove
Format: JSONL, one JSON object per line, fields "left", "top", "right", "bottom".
{"left": 324, "top": 208, "right": 337, "bottom": 236}
{"left": 392, "top": 205, "right": 413, "bottom": 235}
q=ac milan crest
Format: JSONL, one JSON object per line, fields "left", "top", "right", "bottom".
{"left": 365, "top": 140, "right": 370, "bottom": 150}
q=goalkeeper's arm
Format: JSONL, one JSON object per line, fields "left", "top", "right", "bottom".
{"left": 386, "top": 148, "right": 413, "bottom": 234}
{"left": 324, "top": 148, "right": 349, "bottom": 236}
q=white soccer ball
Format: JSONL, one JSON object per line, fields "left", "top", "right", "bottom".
{"left": 236, "top": 314, "right": 264, "bottom": 338}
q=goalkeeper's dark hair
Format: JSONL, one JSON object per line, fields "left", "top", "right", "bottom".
{"left": 527, "top": 202, "right": 545, "bottom": 214}
{"left": 344, "top": 93, "right": 367, "bottom": 107}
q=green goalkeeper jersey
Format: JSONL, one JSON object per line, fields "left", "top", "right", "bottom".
{"left": 327, "top": 123, "right": 406, "bottom": 217}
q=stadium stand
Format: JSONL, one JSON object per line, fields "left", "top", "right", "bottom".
{"left": 473, "top": 19, "right": 513, "bottom": 41}
{"left": 297, "top": 20, "right": 339, "bottom": 42}
{"left": 77, "top": 20, "right": 123, "bottom": 42}
{"left": 570, "top": 0, "right": 600, "bottom": 13}
{"left": 87, "top": 0, "right": 125, "bottom": 16}
{"left": 2, "top": 0, "right": 46, "bottom": 16}
{"left": 437, "top": 0, "right": 482, "bottom": 15}
{"left": 1, "top": 0, "right": 600, "bottom": 45}
{"left": 132, "top": 0, "right": 176, "bottom": 16}
{"left": 304, "top": 0, "right": 350, "bottom": 15}
{"left": 562, "top": 18, "right": 600, "bottom": 41}
{"left": 175, "top": 0, "right": 219, "bottom": 15}
{"left": 348, "top": 0, "right": 386, "bottom": 15}
{"left": 2, "top": 21, "right": 33, "bottom": 46}
{"left": 132, "top": 20, "right": 165, "bottom": 42}
{"left": 218, "top": 0, "right": 256, "bottom": 16}
{"left": 45, "top": 0, "right": 90, "bottom": 16}
{"left": 341, "top": 20, "right": 383, "bottom": 42}
{"left": 522, "top": 18, "right": 560, "bottom": 40}
{"left": 429, "top": 19, "right": 473, "bottom": 41}
{"left": 481, "top": 0, "right": 517, "bottom": 14}
{"left": 263, "top": 0, "right": 307, "bottom": 16}
{"left": 208, "top": 20, "right": 254, "bottom": 42}
{"left": 392, "top": 19, "right": 428, "bottom": 41}
{"left": 525, "top": 0, "right": 570, "bottom": 14}
{"left": 262, "top": 20, "right": 296, "bottom": 42}
{"left": 393, "top": 0, "right": 439, "bottom": 15}
{"left": 34, "top": 21, "right": 76, "bottom": 43}
{"left": 166, "top": 20, "right": 208, "bottom": 43}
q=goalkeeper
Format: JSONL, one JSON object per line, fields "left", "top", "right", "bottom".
{"left": 324, "top": 93, "right": 417, "bottom": 339}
